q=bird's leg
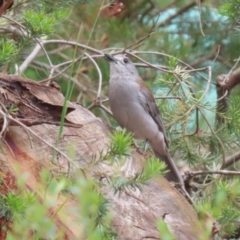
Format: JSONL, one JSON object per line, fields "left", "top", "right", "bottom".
{"left": 176, "top": 183, "right": 194, "bottom": 205}
{"left": 133, "top": 139, "right": 140, "bottom": 150}
{"left": 136, "top": 139, "right": 149, "bottom": 155}
{"left": 167, "top": 181, "right": 193, "bottom": 205}
{"left": 143, "top": 139, "right": 148, "bottom": 153}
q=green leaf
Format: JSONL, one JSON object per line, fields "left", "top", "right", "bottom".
{"left": 0, "top": 39, "right": 18, "bottom": 67}
{"left": 109, "top": 129, "right": 133, "bottom": 157}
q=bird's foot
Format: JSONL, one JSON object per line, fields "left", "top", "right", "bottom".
{"left": 135, "top": 139, "right": 149, "bottom": 154}
{"left": 174, "top": 183, "right": 194, "bottom": 205}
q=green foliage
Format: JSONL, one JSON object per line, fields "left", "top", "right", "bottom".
{"left": 7, "top": 104, "right": 19, "bottom": 115}
{"left": 0, "top": 0, "right": 75, "bottom": 72}
{"left": 23, "top": 9, "right": 69, "bottom": 36}
{"left": 10, "top": 201, "right": 61, "bottom": 239}
{"left": 107, "top": 131, "right": 167, "bottom": 194}
{"left": 110, "top": 157, "right": 166, "bottom": 193}
{"left": 5, "top": 171, "right": 116, "bottom": 240}
{"left": 71, "top": 174, "right": 115, "bottom": 240}
{"left": 6, "top": 192, "right": 35, "bottom": 214}
{"left": 227, "top": 96, "right": 240, "bottom": 135}
{"left": 197, "top": 178, "right": 240, "bottom": 237}
{"left": 0, "top": 191, "right": 36, "bottom": 224}
{"left": 0, "top": 191, "right": 36, "bottom": 221}
{"left": 157, "top": 219, "right": 175, "bottom": 240}
{"left": 20, "top": 0, "right": 91, "bottom": 13}
{"left": 142, "top": 157, "right": 167, "bottom": 179}
{"left": 0, "top": 39, "right": 19, "bottom": 68}
{"left": 0, "top": 195, "right": 13, "bottom": 221}
{"left": 168, "top": 57, "right": 178, "bottom": 70}
{"left": 109, "top": 129, "right": 133, "bottom": 157}
{"left": 219, "top": 1, "right": 240, "bottom": 22}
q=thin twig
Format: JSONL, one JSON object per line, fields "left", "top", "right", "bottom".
{"left": 124, "top": 14, "right": 160, "bottom": 51}
{"left": 126, "top": 51, "right": 173, "bottom": 73}
{"left": 0, "top": 25, "right": 28, "bottom": 37}
{"left": 186, "top": 170, "right": 240, "bottom": 177}
{"left": 17, "top": 44, "right": 42, "bottom": 74}
{"left": 3, "top": 138, "right": 16, "bottom": 158}
{"left": 39, "top": 55, "right": 83, "bottom": 84}
{"left": 199, "top": 109, "right": 226, "bottom": 168}
{"left": 18, "top": 39, "right": 105, "bottom": 75}
{"left": 32, "top": 61, "right": 97, "bottom": 94}
{"left": 34, "top": 38, "right": 54, "bottom": 78}
{"left": 87, "top": 100, "right": 112, "bottom": 115}
{"left": 42, "top": 39, "right": 104, "bottom": 55}
{"left": 0, "top": 104, "right": 9, "bottom": 137}
{"left": 140, "top": 0, "right": 155, "bottom": 23}
{"left": 215, "top": 90, "right": 228, "bottom": 102}
{"left": 213, "top": 45, "right": 221, "bottom": 62}
{"left": 133, "top": 50, "right": 213, "bottom": 84}
{"left": 84, "top": 52, "right": 102, "bottom": 98}
{"left": 3, "top": 111, "right": 81, "bottom": 169}
{"left": 186, "top": 108, "right": 199, "bottom": 136}
{"left": 153, "top": 0, "right": 178, "bottom": 17}
{"left": 220, "top": 57, "right": 240, "bottom": 89}
{"left": 3, "top": 15, "right": 53, "bottom": 75}
{"left": 2, "top": 15, "right": 27, "bottom": 33}
{"left": 157, "top": 0, "right": 205, "bottom": 27}
{"left": 197, "top": 0, "right": 205, "bottom": 36}
{"left": 197, "top": 66, "right": 212, "bottom": 102}
{"left": 155, "top": 96, "right": 182, "bottom": 100}
{"left": 191, "top": 46, "right": 219, "bottom": 67}
{"left": 222, "top": 151, "right": 240, "bottom": 169}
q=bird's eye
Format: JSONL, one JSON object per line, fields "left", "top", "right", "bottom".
{"left": 123, "top": 58, "right": 129, "bottom": 64}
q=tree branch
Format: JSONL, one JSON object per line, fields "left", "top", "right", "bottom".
{"left": 221, "top": 151, "right": 240, "bottom": 169}
{"left": 185, "top": 170, "right": 240, "bottom": 178}
{"left": 158, "top": 0, "right": 205, "bottom": 27}
{"left": 216, "top": 67, "right": 240, "bottom": 125}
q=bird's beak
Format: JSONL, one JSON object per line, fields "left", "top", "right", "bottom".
{"left": 104, "top": 53, "right": 118, "bottom": 63}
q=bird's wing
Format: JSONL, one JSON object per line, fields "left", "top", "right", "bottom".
{"left": 138, "top": 80, "right": 169, "bottom": 147}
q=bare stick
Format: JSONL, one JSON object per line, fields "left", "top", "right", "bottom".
{"left": 84, "top": 52, "right": 102, "bottom": 98}
{"left": 133, "top": 50, "right": 212, "bottom": 83}
{"left": 199, "top": 109, "right": 226, "bottom": 168}
{"left": 158, "top": 0, "right": 206, "bottom": 27}
{"left": 197, "top": 0, "right": 205, "bottom": 36}
{"left": 216, "top": 67, "right": 240, "bottom": 125}
{"left": 221, "top": 151, "right": 240, "bottom": 169}
{"left": 17, "top": 44, "right": 42, "bottom": 74}
{"left": 186, "top": 170, "right": 240, "bottom": 177}
{"left": 42, "top": 39, "right": 103, "bottom": 55}
{"left": 124, "top": 14, "right": 160, "bottom": 51}
{"left": 0, "top": 102, "right": 75, "bottom": 165}
{"left": 126, "top": 51, "right": 173, "bottom": 73}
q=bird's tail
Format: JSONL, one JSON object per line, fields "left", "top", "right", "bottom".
{"left": 153, "top": 150, "right": 184, "bottom": 186}
{"left": 154, "top": 149, "right": 193, "bottom": 203}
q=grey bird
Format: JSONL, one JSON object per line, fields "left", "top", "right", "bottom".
{"left": 105, "top": 53, "right": 184, "bottom": 186}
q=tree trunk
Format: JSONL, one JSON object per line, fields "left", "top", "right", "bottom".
{"left": 0, "top": 74, "right": 204, "bottom": 239}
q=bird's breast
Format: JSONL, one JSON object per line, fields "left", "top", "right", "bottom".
{"left": 109, "top": 80, "right": 139, "bottom": 128}
{"left": 109, "top": 79, "right": 138, "bottom": 104}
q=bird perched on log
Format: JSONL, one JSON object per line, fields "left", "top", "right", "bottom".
{"left": 105, "top": 53, "right": 187, "bottom": 193}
